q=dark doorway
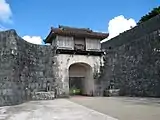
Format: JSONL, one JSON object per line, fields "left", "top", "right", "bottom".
{"left": 68, "top": 63, "right": 93, "bottom": 96}
{"left": 69, "top": 77, "right": 84, "bottom": 95}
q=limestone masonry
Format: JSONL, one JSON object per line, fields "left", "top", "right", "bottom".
{"left": 0, "top": 30, "right": 55, "bottom": 106}
{"left": 101, "top": 14, "right": 160, "bottom": 97}
{"left": 0, "top": 15, "right": 160, "bottom": 106}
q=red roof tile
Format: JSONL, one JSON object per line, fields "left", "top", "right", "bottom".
{"left": 45, "top": 25, "right": 109, "bottom": 43}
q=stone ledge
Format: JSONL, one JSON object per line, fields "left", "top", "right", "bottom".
{"left": 31, "top": 92, "right": 55, "bottom": 100}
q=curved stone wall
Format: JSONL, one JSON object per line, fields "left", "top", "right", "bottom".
{"left": 0, "top": 30, "right": 55, "bottom": 106}
{"left": 101, "top": 15, "right": 160, "bottom": 97}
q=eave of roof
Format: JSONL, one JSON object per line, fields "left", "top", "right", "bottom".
{"left": 44, "top": 26, "right": 109, "bottom": 43}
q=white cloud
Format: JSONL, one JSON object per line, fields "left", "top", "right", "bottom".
{"left": 0, "top": 0, "right": 12, "bottom": 23}
{"left": 23, "top": 36, "right": 44, "bottom": 45}
{"left": 101, "top": 15, "right": 136, "bottom": 43}
{"left": 0, "top": 24, "right": 6, "bottom": 31}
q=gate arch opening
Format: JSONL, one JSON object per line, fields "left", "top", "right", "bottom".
{"left": 69, "top": 62, "right": 94, "bottom": 96}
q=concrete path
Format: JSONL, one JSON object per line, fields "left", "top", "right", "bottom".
{"left": 70, "top": 96, "right": 160, "bottom": 120}
{"left": 0, "top": 99, "right": 117, "bottom": 120}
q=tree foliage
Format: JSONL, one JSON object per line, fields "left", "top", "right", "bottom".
{"left": 138, "top": 6, "right": 160, "bottom": 24}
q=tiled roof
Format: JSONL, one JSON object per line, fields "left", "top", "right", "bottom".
{"left": 45, "top": 25, "right": 109, "bottom": 43}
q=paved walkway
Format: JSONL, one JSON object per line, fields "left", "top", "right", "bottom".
{"left": 0, "top": 99, "right": 117, "bottom": 120}
{"left": 70, "top": 96, "right": 160, "bottom": 120}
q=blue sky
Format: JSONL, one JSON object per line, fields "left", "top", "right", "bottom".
{"left": 0, "top": 0, "right": 160, "bottom": 44}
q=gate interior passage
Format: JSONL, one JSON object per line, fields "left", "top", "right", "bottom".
{"left": 69, "top": 77, "right": 84, "bottom": 95}
{"left": 69, "top": 63, "right": 94, "bottom": 96}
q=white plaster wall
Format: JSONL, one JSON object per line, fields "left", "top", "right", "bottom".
{"left": 55, "top": 54, "right": 102, "bottom": 95}
{"left": 86, "top": 38, "right": 101, "bottom": 51}
{"left": 55, "top": 36, "right": 101, "bottom": 51}
{"left": 56, "top": 36, "right": 74, "bottom": 50}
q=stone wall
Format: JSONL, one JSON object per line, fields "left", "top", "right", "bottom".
{"left": 100, "top": 15, "right": 160, "bottom": 97}
{"left": 0, "top": 30, "right": 55, "bottom": 106}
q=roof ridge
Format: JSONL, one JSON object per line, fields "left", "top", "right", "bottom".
{"left": 58, "top": 25, "right": 92, "bottom": 32}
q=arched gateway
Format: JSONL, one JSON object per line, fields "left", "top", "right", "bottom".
{"left": 54, "top": 54, "right": 103, "bottom": 97}
{"left": 44, "top": 25, "right": 108, "bottom": 97}
{"left": 69, "top": 63, "right": 93, "bottom": 95}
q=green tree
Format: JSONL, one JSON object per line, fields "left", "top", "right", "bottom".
{"left": 138, "top": 6, "right": 160, "bottom": 24}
